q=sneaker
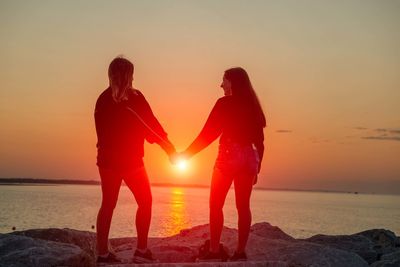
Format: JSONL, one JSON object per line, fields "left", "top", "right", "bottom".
{"left": 196, "top": 240, "right": 229, "bottom": 262}
{"left": 198, "top": 239, "right": 210, "bottom": 258}
{"left": 133, "top": 248, "right": 156, "bottom": 264}
{"left": 196, "top": 250, "right": 226, "bottom": 262}
{"left": 229, "top": 251, "right": 247, "bottom": 261}
{"left": 96, "top": 252, "right": 121, "bottom": 264}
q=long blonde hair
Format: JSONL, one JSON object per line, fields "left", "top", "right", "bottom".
{"left": 108, "top": 56, "right": 134, "bottom": 102}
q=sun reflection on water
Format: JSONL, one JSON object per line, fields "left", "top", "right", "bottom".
{"left": 163, "top": 187, "right": 191, "bottom": 236}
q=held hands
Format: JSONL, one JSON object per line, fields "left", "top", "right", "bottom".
{"left": 169, "top": 151, "right": 191, "bottom": 170}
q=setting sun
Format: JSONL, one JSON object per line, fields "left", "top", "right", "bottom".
{"left": 176, "top": 159, "right": 188, "bottom": 172}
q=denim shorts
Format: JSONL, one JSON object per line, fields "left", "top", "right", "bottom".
{"left": 214, "top": 142, "right": 259, "bottom": 176}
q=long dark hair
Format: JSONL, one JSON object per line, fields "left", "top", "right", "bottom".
{"left": 224, "top": 67, "right": 266, "bottom": 128}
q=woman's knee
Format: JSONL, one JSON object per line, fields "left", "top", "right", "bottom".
{"left": 209, "top": 199, "right": 224, "bottom": 215}
{"left": 137, "top": 192, "right": 152, "bottom": 210}
{"left": 235, "top": 200, "right": 251, "bottom": 214}
{"left": 99, "top": 199, "right": 118, "bottom": 215}
{"left": 209, "top": 193, "right": 225, "bottom": 210}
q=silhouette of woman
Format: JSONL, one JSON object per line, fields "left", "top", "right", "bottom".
{"left": 182, "top": 67, "right": 266, "bottom": 261}
{"left": 94, "top": 56, "right": 175, "bottom": 264}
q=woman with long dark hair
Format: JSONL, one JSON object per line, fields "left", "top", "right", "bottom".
{"left": 182, "top": 67, "right": 266, "bottom": 261}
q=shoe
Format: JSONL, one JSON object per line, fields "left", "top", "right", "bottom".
{"left": 96, "top": 252, "right": 121, "bottom": 264}
{"left": 229, "top": 251, "right": 247, "bottom": 261}
{"left": 196, "top": 251, "right": 223, "bottom": 262}
{"left": 196, "top": 240, "right": 229, "bottom": 262}
{"left": 198, "top": 239, "right": 210, "bottom": 258}
{"left": 133, "top": 248, "right": 156, "bottom": 264}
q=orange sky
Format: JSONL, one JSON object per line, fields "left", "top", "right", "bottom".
{"left": 0, "top": 1, "right": 399, "bottom": 194}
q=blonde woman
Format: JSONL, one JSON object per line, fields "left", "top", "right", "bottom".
{"left": 94, "top": 57, "right": 175, "bottom": 264}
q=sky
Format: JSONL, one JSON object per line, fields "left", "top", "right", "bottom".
{"left": 0, "top": 0, "right": 399, "bottom": 194}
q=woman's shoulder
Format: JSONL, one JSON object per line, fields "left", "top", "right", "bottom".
{"left": 96, "top": 87, "right": 111, "bottom": 105}
{"left": 216, "top": 95, "right": 233, "bottom": 104}
{"left": 127, "top": 88, "right": 145, "bottom": 99}
{"left": 215, "top": 96, "right": 236, "bottom": 109}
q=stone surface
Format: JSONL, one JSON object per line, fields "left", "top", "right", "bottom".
{"left": 0, "top": 233, "right": 93, "bottom": 267}
{"left": 305, "top": 233, "right": 377, "bottom": 263}
{"left": 370, "top": 259, "right": 400, "bottom": 267}
{"left": 357, "top": 229, "right": 399, "bottom": 256}
{"left": 381, "top": 250, "right": 400, "bottom": 261}
{"left": 2, "top": 223, "right": 399, "bottom": 266}
{"left": 106, "top": 262, "right": 288, "bottom": 267}
{"left": 12, "top": 227, "right": 96, "bottom": 258}
{"left": 249, "top": 222, "right": 294, "bottom": 241}
{"left": 111, "top": 223, "right": 368, "bottom": 266}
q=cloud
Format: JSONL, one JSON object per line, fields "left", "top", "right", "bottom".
{"left": 276, "top": 130, "right": 292, "bottom": 133}
{"left": 373, "top": 128, "right": 400, "bottom": 134}
{"left": 310, "top": 137, "right": 331, "bottom": 144}
{"left": 354, "top": 127, "right": 400, "bottom": 142}
{"left": 362, "top": 136, "right": 400, "bottom": 141}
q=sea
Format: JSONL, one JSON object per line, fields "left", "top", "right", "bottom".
{"left": 0, "top": 184, "right": 399, "bottom": 239}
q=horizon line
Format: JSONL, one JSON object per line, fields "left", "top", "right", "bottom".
{"left": 0, "top": 177, "right": 397, "bottom": 196}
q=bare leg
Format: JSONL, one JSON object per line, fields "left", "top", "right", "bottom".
{"left": 233, "top": 172, "right": 254, "bottom": 253}
{"left": 209, "top": 168, "right": 233, "bottom": 253}
{"left": 96, "top": 168, "right": 122, "bottom": 255}
{"left": 124, "top": 167, "right": 152, "bottom": 250}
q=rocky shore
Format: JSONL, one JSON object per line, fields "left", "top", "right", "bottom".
{"left": 1, "top": 222, "right": 399, "bottom": 266}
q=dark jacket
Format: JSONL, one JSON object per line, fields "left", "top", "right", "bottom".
{"left": 185, "top": 95, "right": 265, "bottom": 166}
{"left": 95, "top": 88, "right": 174, "bottom": 170}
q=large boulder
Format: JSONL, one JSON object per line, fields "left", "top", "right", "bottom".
{"left": 250, "top": 222, "right": 294, "bottom": 241}
{"left": 357, "top": 229, "right": 400, "bottom": 256}
{"left": 305, "top": 233, "right": 377, "bottom": 263}
{"left": 12, "top": 228, "right": 96, "bottom": 257}
{"left": 370, "top": 259, "right": 400, "bottom": 267}
{"left": 0, "top": 233, "right": 93, "bottom": 267}
{"left": 370, "top": 250, "right": 400, "bottom": 267}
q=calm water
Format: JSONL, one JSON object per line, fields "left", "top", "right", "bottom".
{"left": 0, "top": 185, "right": 399, "bottom": 238}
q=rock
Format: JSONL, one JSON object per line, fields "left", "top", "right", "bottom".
{"left": 373, "top": 249, "right": 400, "bottom": 266}
{"left": 12, "top": 228, "right": 96, "bottom": 258}
{"left": 3, "top": 223, "right": 398, "bottom": 266}
{"left": 381, "top": 250, "right": 400, "bottom": 261}
{"left": 110, "top": 224, "right": 368, "bottom": 266}
{"left": 305, "top": 234, "right": 377, "bottom": 263}
{"left": 250, "top": 222, "right": 294, "bottom": 241}
{"left": 370, "top": 259, "right": 400, "bottom": 267}
{"left": 357, "top": 229, "right": 399, "bottom": 256}
{"left": 250, "top": 239, "right": 368, "bottom": 267}
{"left": 105, "top": 263, "right": 288, "bottom": 267}
{"left": 0, "top": 233, "right": 93, "bottom": 267}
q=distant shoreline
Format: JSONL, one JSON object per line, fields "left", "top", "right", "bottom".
{"left": 0, "top": 178, "right": 378, "bottom": 195}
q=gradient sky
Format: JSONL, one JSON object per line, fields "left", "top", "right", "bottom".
{"left": 1, "top": 0, "right": 399, "bottom": 194}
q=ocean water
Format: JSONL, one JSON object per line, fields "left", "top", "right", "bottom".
{"left": 0, "top": 185, "right": 399, "bottom": 239}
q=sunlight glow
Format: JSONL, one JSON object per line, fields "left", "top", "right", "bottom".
{"left": 177, "top": 159, "right": 188, "bottom": 171}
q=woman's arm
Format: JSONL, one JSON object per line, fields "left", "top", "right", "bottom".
{"left": 135, "top": 91, "right": 176, "bottom": 156}
{"left": 254, "top": 127, "right": 265, "bottom": 173}
{"left": 183, "top": 99, "right": 224, "bottom": 158}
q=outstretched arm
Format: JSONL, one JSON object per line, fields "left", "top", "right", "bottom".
{"left": 183, "top": 99, "right": 224, "bottom": 158}
{"left": 135, "top": 92, "right": 176, "bottom": 156}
